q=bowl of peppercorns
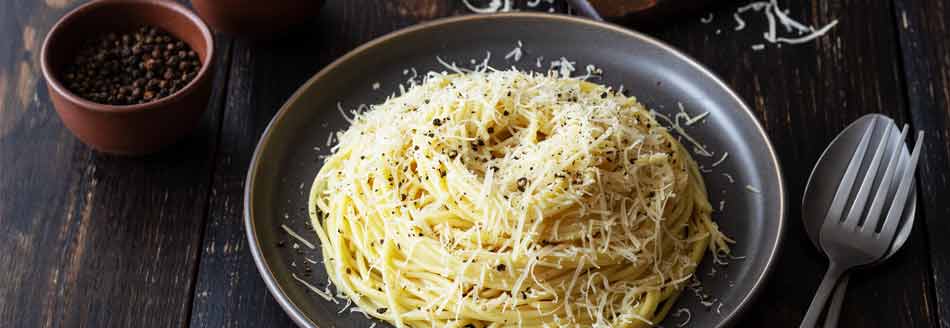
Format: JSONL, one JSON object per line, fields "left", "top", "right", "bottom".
{"left": 40, "top": 0, "right": 214, "bottom": 155}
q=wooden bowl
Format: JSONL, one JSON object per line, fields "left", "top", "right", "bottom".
{"left": 190, "top": 0, "right": 325, "bottom": 38}
{"left": 40, "top": 0, "right": 215, "bottom": 155}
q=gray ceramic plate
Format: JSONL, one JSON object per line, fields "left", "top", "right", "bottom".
{"left": 245, "top": 13, "right": 785, "bottom": 328}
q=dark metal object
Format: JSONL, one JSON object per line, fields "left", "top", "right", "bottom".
{"left": 566, "top": 0, "right": 604, "bottom": 21}
{"left": 245, "top": 13, "right": 785, "bottom": 328}
{"left": 801, "top": 114, "right": 918, "bottom": 327}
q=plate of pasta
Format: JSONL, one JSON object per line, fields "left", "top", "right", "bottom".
{"left": 245, "top": 13, "right": 785, "bottom": 328}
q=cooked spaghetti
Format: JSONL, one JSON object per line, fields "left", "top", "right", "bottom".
{"left": 308, "top": 68, "right": 731, "bottom": 327}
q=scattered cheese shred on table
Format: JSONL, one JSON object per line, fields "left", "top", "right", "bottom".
{"left": 730, "top": 0, "right": 839, "bottom": 48}
{"left": 461, "top": 0, "right": 511, "bottom": 13}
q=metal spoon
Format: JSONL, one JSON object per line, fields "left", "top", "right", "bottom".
{"left": 566, "top": 0, "right": 605, "bottom": 21}
{"left": 802, "top": 114, "right": 917, "bottom": 327}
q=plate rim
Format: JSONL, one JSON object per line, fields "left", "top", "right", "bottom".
{"left": 244, "top": 12, "right": 787, "bottom": 328}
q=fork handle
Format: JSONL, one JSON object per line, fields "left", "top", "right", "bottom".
{"left": 822, "top": 273, "right": 851, "bottom": 328}
{"left": 800, "top": 263, "right": 846, "bottom": 328}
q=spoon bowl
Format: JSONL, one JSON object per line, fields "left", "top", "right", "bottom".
{"left": 800, "top": 114, "right": 921, "bottom": 327}
{"left": 803, "top": 114, "right": 916, "bottom": 258}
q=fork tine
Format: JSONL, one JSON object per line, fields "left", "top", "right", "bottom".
{"left": 860, "top": 124, "right": 908, "bottom": 232}
{"left": 823, "top": 118, "right": 877, "bottom": 225}
{"left": 843, "top": 119, "right": 893, "bottom": 229}
{"left": 879, "top": 131, "right": 924, "bottom": 240}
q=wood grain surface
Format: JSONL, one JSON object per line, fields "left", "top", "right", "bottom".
{"left": 646, "top": 0, "right": 937, "bottom": 326}
{"left": 0, "top": 0, "right": 947, "bottom": 327}
{"left": 892, "top": 0, "right": 950, "bottom": 326}
{"left": 0, "top": 0, "right": 233, "bottom": 326}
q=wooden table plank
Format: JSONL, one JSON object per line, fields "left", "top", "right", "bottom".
{"left": 186, "top": 1, "right": 565, "bottom": 327}
{"left": 891, "top": 0, "right": 950, "bottom": 326}
{"left": 0, "top": 1, "right": 232, "bottom": 326}
{"left": 642, "top": 0, "right": 937, "bottom": 327}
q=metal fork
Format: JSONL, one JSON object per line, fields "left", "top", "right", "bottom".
{"left": 799, "top": 119, "right": 924, "bottom": 328}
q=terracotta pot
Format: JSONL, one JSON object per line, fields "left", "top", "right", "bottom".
{"left": 40, "top": 0, "right": 215, "bottom": 155}
{"left": 190, "top": 0, "right": 325, "bottom": 38}
{"left": 588, "top": 0, "right": 712, "bottom": 26}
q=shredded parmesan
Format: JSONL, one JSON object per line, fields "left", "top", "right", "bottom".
{"left": 732, "top": 0, "right": 838, "bottom": 47}
{"left": 722, "top": 173, "right": 735, "bottom": 184}
{"left": 281, "top": 224, "right": 316, "bottom": 249}
{"left": 745, "top": 185, "right": 761, "bottom": 193}
{"left": 461, "top": 0, "right": 512, "bottom": 13}
{"left": 504, "top": 40, "right": 524, "bottom": 62}
{"left": 734, "top": 13, "right": 747, "bottom": 30}
{"left": 775, "top": 20, "right": 839, "bottom": 44}
{"left": 685, "top": 111, "right": 709, "bottom": 126}
{"left": 711, "top": 152, "right": 729, "bottom": 167}
{"left": 292, "top": 273, "right": 337, "bottom": 303}
{"left": 673, "top": 308, "right": 692, "bottom": 327}
{"left": 549, "top": 57, "right": 576, "bottom": 78}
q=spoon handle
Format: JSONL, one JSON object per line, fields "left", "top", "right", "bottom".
{"left": 800, "top": 263, "right": 846, "bottom": 328}
{"left": 566, "top": 0, "right": 604, "bottom": 21}
{"left": 822, "top": 273, "right": 850, "bottom": 328}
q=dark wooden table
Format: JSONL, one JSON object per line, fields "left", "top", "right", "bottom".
{"left": 1, "top": 0, "right": 948, "bottom": 327}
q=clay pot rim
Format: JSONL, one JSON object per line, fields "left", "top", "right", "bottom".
{"left": 40, "top": 0, "right": 215, "bottom": 114}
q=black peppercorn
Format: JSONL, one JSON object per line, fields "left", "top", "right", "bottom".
{"left": 517, "top": 177, "right": 528, "bottom": 192}
{"left": 62, "top": 25, "right": 201, "bottom": 105}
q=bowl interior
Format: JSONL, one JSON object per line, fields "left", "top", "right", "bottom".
{"left": 247, "top": 13, "right": 784, "bottom": 328}
{"left": 43, "top": 0, "right": 212, "bottom": 100}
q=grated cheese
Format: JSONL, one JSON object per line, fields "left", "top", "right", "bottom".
{"left": 461, "top": 0, "right": 512, "bottom": 13}
{"left": 281, "top": 224, "right": 316, "bottom": 249}
{"left": 673, "top": 308, "right": 692, "bottom": 327}
{"left": 722, "top": 173, "right": 735, "bottom": 184}
{"left": 293, "top": 273, "right": 338, "bottom": 303}
{"left": 775, "top": 20, "right": 839, "bottom": 44}
{"left": 745, "top": 185, "right": 760, "bottom": 193}
{"left": 734, "top": 13, "right": 747, "bottom": 30}
{"left": 504, "top": 40, "right": 524, "bottom": 62}
{"left": 710, "top": 152, "right": 729, "bottom": 167}
{"left": 732, "top": 0, "right": 838, "bottom": 47}
{"left": 549, "top": 57, "right": 576, "bottom": 78}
